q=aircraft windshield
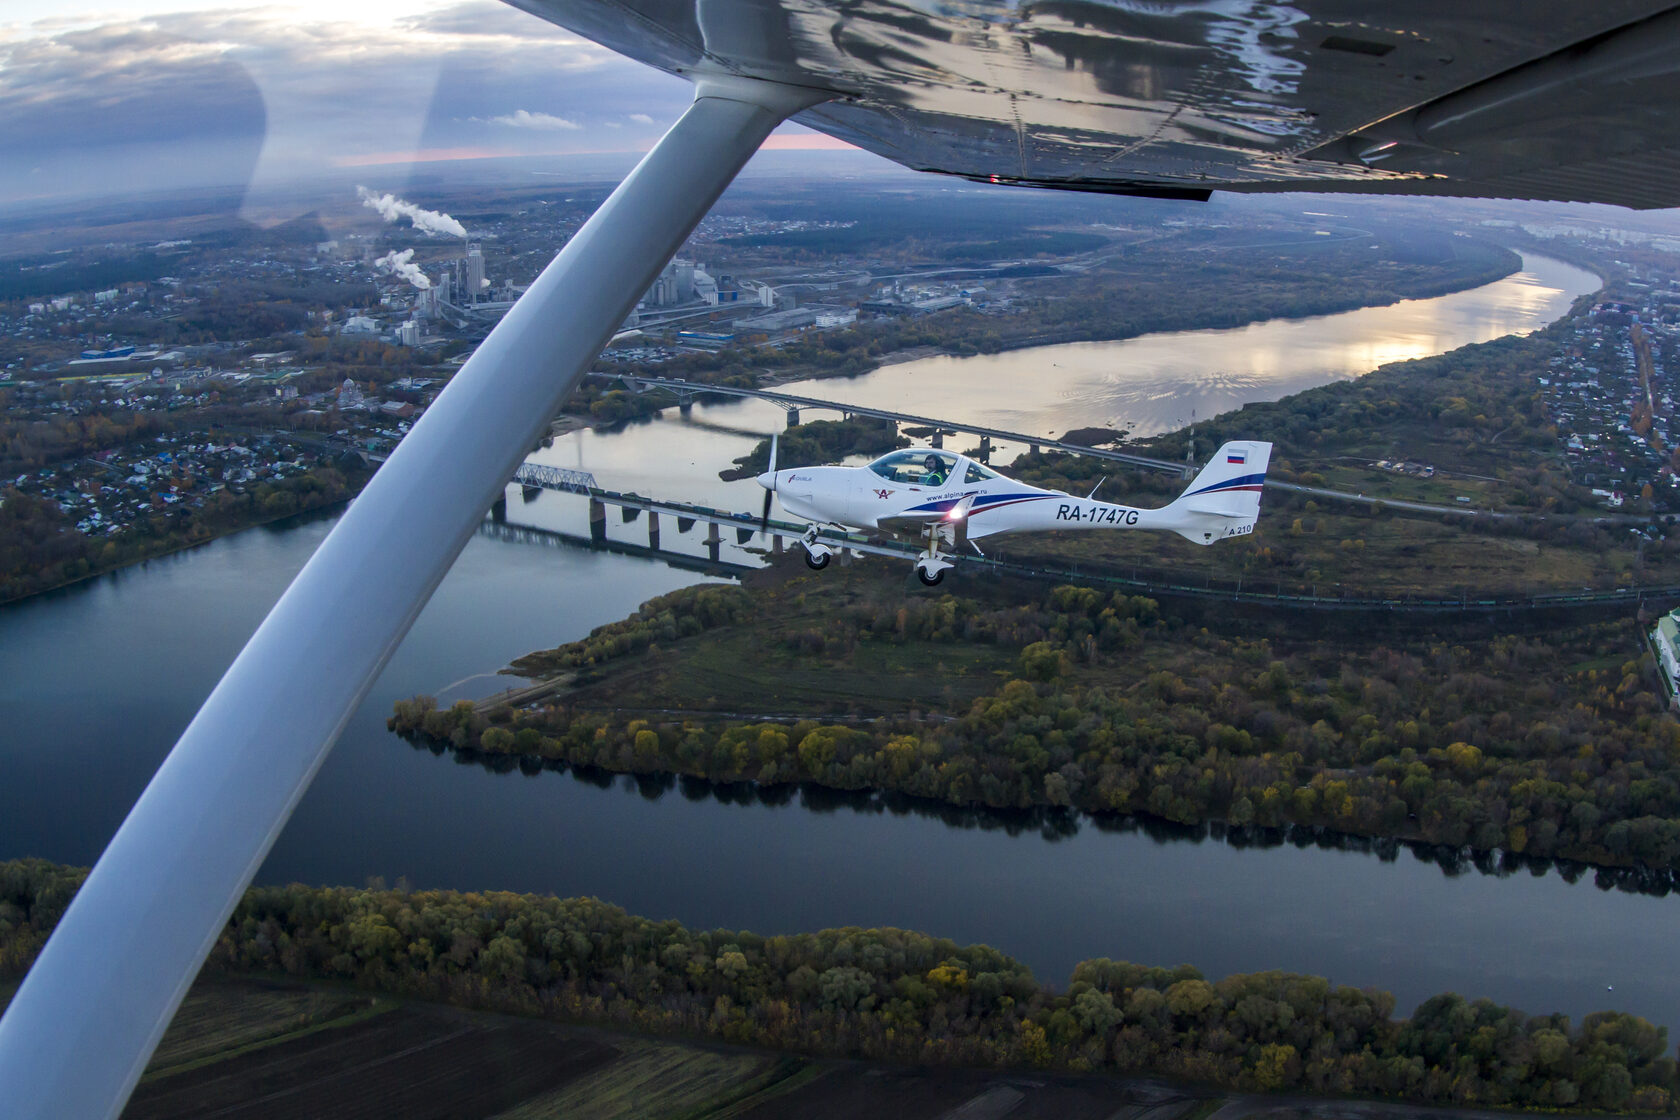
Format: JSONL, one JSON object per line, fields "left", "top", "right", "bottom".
{"left": 964, "top": 461, "right": 998, "bottom": 484}
{"left": 869, "top": 449, "right": 959, "bottom": 485}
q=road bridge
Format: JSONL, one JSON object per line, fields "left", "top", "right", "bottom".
{"left": 476, "top": 520, "right": 757, "bottom": 578}
{"left": 510, "top": 467, "right": 914, "bottom": 564}
{"left": 589, "top": 372, "right": 1193, "bottom": 476}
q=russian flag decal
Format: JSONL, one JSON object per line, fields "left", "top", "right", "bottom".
{"left": 1227, "top": 452, "right": 1246, "bottom": 464}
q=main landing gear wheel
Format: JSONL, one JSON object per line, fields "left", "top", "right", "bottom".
{"left": 916, "top": 566, "right": 944, "bottom": 586}
{"left": 804, "top": 548, "right": 830, "bottom": 570}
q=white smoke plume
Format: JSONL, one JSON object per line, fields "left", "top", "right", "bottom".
{"left": 374, "top": 249, "right": 431, "bottom": 289}
{"left": 357, "top": 185, "right": 468, "bottom": 239}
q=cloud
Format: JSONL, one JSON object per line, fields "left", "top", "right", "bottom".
{"left": 479, "top": 109, "right": 580, "bottom": 130}
{"left": 629, "top": 113, "right": 653, "bottom": 125}
{"left": 0, "top": 1, "right": 694, "bottom": 200}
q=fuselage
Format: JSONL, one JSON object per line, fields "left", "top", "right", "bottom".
{"left": 760, "top": 442, "right": 1269, "bottom": 549}
{"left": 766, "top": 454, "right": 1175, "bottom": 540}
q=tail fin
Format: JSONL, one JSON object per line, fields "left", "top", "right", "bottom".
{"left": 1164, "top": 440, "right": 1271, "bottom": 545}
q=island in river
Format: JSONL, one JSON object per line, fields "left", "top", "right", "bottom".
{"left": 399, "top": 293, "right": 1680, "bottom": 879}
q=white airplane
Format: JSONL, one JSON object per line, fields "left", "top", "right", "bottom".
{"left": 757, "top": 440, "right": 1271, "bottom": 585}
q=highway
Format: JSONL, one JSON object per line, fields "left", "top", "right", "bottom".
{"left": 1267, "top": 481, "right": 1506, "bottom": 518}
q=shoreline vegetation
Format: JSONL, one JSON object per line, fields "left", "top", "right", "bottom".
{"left": 3, "top": 858, "right": 1673, "bottom": 1112}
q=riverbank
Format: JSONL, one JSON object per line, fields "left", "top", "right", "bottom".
{"left": 0, "top": 463, "right": 370, "bottom": 608}
{"left": 78, "top": 978, "right": 1680, "bottom": 1120}
{"left": 3, "top": 859, "right": 1673, "bottom": 1112}
{"left": 565, "top": 241, "right": 1523, "bottom": 429}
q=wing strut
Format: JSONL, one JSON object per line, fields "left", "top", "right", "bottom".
{"left": 0, "top": 75, "right": 826, "bottom": 1120}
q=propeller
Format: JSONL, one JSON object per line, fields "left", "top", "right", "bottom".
{"left": 758, "top": 432, "right": 778, "bottom": 534}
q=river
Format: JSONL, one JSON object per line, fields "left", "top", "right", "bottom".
{"left": 7, "top": 251, "right": 1660, "bottom": 1033}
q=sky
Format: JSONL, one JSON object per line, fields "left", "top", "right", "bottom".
{"left": 0, "top": 0, "right": 854, "bottom": 206}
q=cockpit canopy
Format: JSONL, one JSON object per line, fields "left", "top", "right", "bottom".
{"left": 867, "top": 449, "right": 998, "bottom": 486}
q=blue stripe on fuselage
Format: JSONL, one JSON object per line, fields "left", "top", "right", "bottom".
{"left": 903, "top": 491, "right": 1044, "bottom": 514}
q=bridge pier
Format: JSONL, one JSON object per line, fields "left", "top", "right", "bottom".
{"left": 520, "top": 484, "right": 541, "bottom": 503}
{"left": 786, "top": 408, "right": 800, "bottom": 428}
{"left": 647, "top": 511, "right": 660, "bottom": 550}
{"left": 706, "top": 522, "right": 721, "bottom": 547}
{"left": 978, "top": 435, "right": 991, "bottom": 462}
{"left": 1029, "top": 443, "right": 1040, "bottom": 456}
{"left": 772, "top": 535, "right": 783, "bottom": 554}
{"left": 931, "top": 430, "right": 943, "bottom": 449}
{"left": 708, "top": 538, "right": 720, "bottom": 563}
{"left": 491, "top": 494, "right": 507, "bottom": 523}
{"left": 589, "top": 498, "right": 606, "bottom": 540}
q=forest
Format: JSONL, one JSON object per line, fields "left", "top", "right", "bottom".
{"left": 392, "top": 572, "right": 1680, "bottom": 879}
{"left": 2, "top": 858, "right": 1671, "bottom": 1111}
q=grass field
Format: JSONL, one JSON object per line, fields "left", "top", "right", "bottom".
{"left": 557, "top": 572, "right": 1016, "bottom": 718}
{"left": 143, "top": 984, "right": 380, "bottom": 1077}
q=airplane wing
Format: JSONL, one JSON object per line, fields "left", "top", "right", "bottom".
{"left": 878, "top": 493, "right": 978, "bottom": 544}
{"left": 876, "top": 512, "right": 958, "bottom": 541}
{"left": 506, "top": 0, "right": 1680, "bottom": 209}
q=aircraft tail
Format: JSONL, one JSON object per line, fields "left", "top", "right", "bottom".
{"left": 1163, "top": 440, "right": 1271, "bottom": 545}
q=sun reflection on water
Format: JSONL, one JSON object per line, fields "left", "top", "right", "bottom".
{"left": 779, "top": 253, "right": 1599, "bottom": 440}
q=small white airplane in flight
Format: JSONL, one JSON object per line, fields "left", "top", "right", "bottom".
{"left": 756, "top": 439, "right": 1271, "bottom": 585}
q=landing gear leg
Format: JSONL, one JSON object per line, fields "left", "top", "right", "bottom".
{"left": 914, "top": 527, "right": 955, "bottom": 586}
